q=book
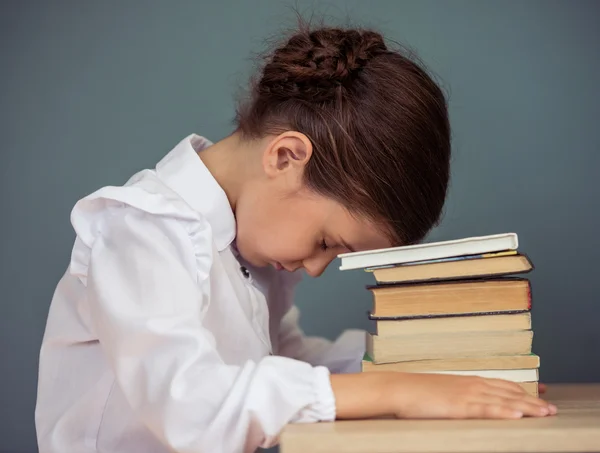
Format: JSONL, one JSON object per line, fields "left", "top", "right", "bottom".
{"left": 370, "top": 253, "right": 533, "bottom": 284}
{"left": 339, "top": 230, "right": 541, "bottom": 399}
{"left": 338, "top": 232, "right": 518, "bottom": 271}
{"left": 368, "top": 278, "right": 531, "bottom": 318}
{"left": 361, "top": 353, "right": 540, "bottom": 372}
{"left": 366, "top": 330, "right": 533, "bottom": 364}
{"left": 373, "top": 312, "right": 532, "bottom": 336}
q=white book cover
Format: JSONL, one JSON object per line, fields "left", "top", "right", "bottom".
{"left": 338, "top": 233, "right": 519, "bottom": 271}
{"left": 423, "top": 368, "right": 538, "bottom": 382}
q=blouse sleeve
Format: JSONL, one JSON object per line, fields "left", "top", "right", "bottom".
{"left": 81, "top": 205, "right": 336, "bottom": 452}
{"left": 277, "top": 304, "right": 366, "bottom": 374}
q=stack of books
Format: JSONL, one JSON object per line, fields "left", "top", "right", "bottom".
{"left": 338, "top": 233, "right": 540, "bottom": 396}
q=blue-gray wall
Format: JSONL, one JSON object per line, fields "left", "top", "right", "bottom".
{"left": 1, "top": 1, "right": 598, "bottom": 452}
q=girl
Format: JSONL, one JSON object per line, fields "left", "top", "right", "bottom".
{"left": 35, "top": 25, "right": 555, "bottom": 453}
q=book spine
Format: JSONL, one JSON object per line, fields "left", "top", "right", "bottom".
{"left": 366, "top": 276, "right": 528, "bottom": 290}
{"left": 368, "top": 309, "right": 530, "bottom": 321}
{"left": 373, "top": 269, "right": 533, "bottom": 286}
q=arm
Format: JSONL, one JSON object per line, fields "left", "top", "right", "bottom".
{"left": 330, "top": 372, "right": 556, "bottom": 419}
{"left": 84, "top": 207, "right": 335, "bottom": 452}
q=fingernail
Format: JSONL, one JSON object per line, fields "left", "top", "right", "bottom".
{"left": 549, "top": 404, "right": 557, "bottom": 414}
{"left": 513, "top": 411, "right": 523, "bottom": 418}
{"left": 539, "top": 407, "right": 549, "bottom": 415}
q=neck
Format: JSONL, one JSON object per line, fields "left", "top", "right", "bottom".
{"left": 198, "top": 131, "right": 257, "bottom": 211}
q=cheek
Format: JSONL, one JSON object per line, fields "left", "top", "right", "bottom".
{"left": 234, "top": 190, "right": 324, "bottom": 264}
{"left": 272, "top": 233, "right": 313, "bottom": 261}
{"left": 261, "top": 214, "right": 314, "bottom": 260}
{"left": 232, "top": 195, "right": 301, "bottom": 263}
{"left": 271, "top": 199, "right": 326, "bottom": 256}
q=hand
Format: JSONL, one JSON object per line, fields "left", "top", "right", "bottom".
{"left": 330, "top": 372, "right": 557, "bottom": 420}
{"left": 386, "top": 372, "right": 557, "bottom": 419}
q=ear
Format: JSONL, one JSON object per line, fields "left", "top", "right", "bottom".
{"left": 262, "top": 131, "right": 313, "bottom": 180}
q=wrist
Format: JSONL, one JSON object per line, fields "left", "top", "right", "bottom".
{"left": 330, "top": 372, "right": 398, "bottom": 419}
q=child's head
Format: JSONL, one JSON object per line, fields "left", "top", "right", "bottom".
{"left": 230, "top": 25, "right": 450, "bottom": 276}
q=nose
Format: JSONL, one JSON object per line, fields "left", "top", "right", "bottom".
{"left": 302, "top": 256, "right": 332, "bottom": 278}
{"left": 286, "top": 262, "right": 303, "bottom": 273}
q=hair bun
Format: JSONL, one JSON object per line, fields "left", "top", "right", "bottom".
{"left": 259, "top": 27, "right": 387, "bottom": 100}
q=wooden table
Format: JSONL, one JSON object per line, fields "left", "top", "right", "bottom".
{"left": 280, "top": 383, "right": 600, "bottom": 453}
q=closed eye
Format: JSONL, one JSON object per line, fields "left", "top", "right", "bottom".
{"left": 320, "top": 239, "right": 328, "bottom": 251}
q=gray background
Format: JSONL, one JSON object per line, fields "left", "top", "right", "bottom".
{"left": 1, "top": 1, "right": 599, "bottom": 452}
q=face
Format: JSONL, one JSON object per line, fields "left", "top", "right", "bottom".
{"left": 234, "top": 132, "right": 392, "bottom": 276}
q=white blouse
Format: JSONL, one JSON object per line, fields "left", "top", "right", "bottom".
{"left": 34, "top": 134, "right": 365, "bottom": 453}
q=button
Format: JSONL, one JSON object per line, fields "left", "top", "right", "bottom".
{"left": 240, "top": 266, "right": 250, "bottom": 279}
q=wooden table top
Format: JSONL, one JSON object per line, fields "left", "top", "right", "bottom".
{"left": 280, "top": 383, "right": 600, "bottom": 453}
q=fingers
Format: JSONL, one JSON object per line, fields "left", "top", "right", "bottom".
{"left": 464, "top": 402, "right": 523, "bottom": 419}
{"left": 469, "top": 377, "right": 557, "bottom": 418}
{"left": 483, "top": 386, "right": 550, "bottom": 407}
{"left": 478, "top": 394, "right": 554, "bottom": 417}
{"left": 464, "top": 399, "right": 556, "bottom": 419}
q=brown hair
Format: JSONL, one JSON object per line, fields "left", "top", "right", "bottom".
{"left": 236, "top": 24, "right": 451, "bottom": 246}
